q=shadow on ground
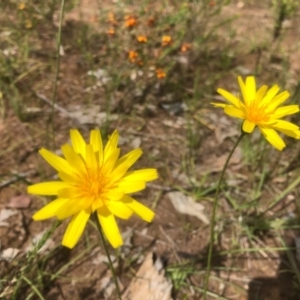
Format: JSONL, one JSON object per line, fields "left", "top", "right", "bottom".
{"left": 248, "top": 240, "right": 300, "bottom": 300}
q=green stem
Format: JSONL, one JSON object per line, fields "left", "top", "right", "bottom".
{"left": 11, "top": 220, "right": 61, "bottom": 300}
{"left": 203, "top": 132, "right": 245, "bottom": 298}
{"left": 50, "top": 0, "right": 65, "bottom": 147}
{"left": 92, "top": 212, "right": 122, "bottom": 300}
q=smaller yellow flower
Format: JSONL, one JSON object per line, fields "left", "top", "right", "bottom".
{"left": 162, "top": 35, "right": 172, "bottom": 46}
{"left": 212, "top": 76, "right": 300, "bottom": 150}
{"left": 137, "top": 35, "right": 148, "bottom": 43}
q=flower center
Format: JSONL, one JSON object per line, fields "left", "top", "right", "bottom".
{"left": 80, "top": 169, "right": 106, "bottom": 199}
{"left": 245, "top": 100, "right": 270, "bottom": 124}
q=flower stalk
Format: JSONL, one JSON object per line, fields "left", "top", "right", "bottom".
{"left": 203, "top": 132, "right": 245, "bottom": 298}
{"left": 93, "top": 212, "right": 122, "bottom": 300}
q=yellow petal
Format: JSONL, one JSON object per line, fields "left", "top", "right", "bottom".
{"left": 216, "top": 88, "right": 241, "bottom": 108}
{"left": 28, "top": 181, "right": 69, "bottom": 195}
{"left": 104, "top": 188, "right": 125, "bottom": 201}
{"left": 256, "top": 85, "right": 268, "bottom": 102}
{"left": 271, "top": 105, "right": 299, "bottom": 119}
{"left": 122, "top": 195, "right": 154, "bottom": 222}
{"left": 104, "top": 130, "right": 119, "bottom": 158}
{"left": 271, "top": 119, "right": 300, "bottom": 131}
{"left": 91, "top": 198, "right": 104, "bottom": 211}
{"left": 211, "top": 102, "right": 226, "bottom": 108}
{"left": 107, "top": 201, "right": 133, "bottom": 219}
{"left": 90, "top": 129, "right": 103, "bottom": 164}
{"left": 267, "top": 91, "right": 290, "bottom": 111}
{"left": 118, "top": 181, "right": 146, "bottom": 193}
{"left": 39, "top": 148, "right": 73, "bottom": 175}
{"left": 58, "top": 187, "right": 82, "bottom": 198}
{"left": 244, "top": 76, "right": 256, "bottom": 104}
{"left": 277, "top": 129, "right": 300, "bottom": 140}
{"left": 261, "top": 85, "right": 280, "bottom": 105}
{"left": 109, "top": 163, "right": 131, "bottom": 184}
{"left": 224, "top": 106, "right": 244, "bottom": 119}
{"left": 273, "top": 128, "right": 300, "bottom": 139}
{"left": 123, "top": 169, "right": 158, "bottom": 183}
{"left": 70, "top": 129, "right": 86, "bottom": 158}
{"left": 271, "top": 120, "right": 300, "bottom": 139}
{"left": 115, "top": 148, "right": 143, "bottom": 169}
{"left": 62, "top": 208, "right": 91, "bottom": 248}
{"left": 56, "top": 197, "right": 90, "bottom": 219}
{"left": 58, "top": 171, "right": 78, "bottom": 184}
{"left": 259, "top": 127, "right": 286, "bottom": 150}
{"left": 86, "top": 144, "right": 97, "bottom": 170}
{"left": 33, "top": 198, "right": 69, "bottom": 220}
{"left": 97, "top": 206, "right": 123, "bottom": 248}
{"left": 61, "top": 144, "right": 86, "bottom": 175}
{"left": 242, "top": 119, "right": 256, "bottom": 133}
{"left": 238, "top": 76, "right": 247, "bottom": 103}
{"left": 90, "top": 129, "right": 103, "bottom": 153}
{"left": 102, "top": 148, "right": 120, "bottom": 175}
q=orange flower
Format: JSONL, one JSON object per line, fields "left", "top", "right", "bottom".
{"left": 125, "top": 15, "right": 137, "bottom": 28}
{"left": 156, "top": 69, "right": 166, "bottom": 79}
{"left": 107, "top": 28, "right": 115, "bottom": 36}
{"left": 181, "top": 43, "right": 191, "bottom": 52}
{"left": 209, "top": 1, "right": 216, "bottom": 6}
{"left": 162, "top": 35, "right": 172, "bottom": 46}
{"left": 128, "top": 51, "right": 138, "bottom": 62}
{"left": 137, "top": 35, "right": 148, "bottom": 43}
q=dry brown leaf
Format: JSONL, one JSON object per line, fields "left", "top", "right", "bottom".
{"left": 167, "top": 191, "right": 209, "bottom": 224}
{"left": 197, "top": 147, "right": 242, "bottom": 175}
{"left": 123, "top": 252, "right": 173, "bottom": 300}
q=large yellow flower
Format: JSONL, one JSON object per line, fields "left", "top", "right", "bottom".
{"left": 212, "top": 76, "right": 300, "bottom": 150}
{"left": 28, "top": 129, "right": 158, "bottom": 248}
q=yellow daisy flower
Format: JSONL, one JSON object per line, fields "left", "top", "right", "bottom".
{"left": 212, "top": 76, "right": 300, "bottom": 150}
{"left": 28, "top": 129, "right": 158, "bottom": 248}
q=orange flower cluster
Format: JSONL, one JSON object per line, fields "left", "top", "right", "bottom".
{"left": 125, "top": 15, "right": 137, "bottom": 28}
{"left": 181, "top": 43, "right": 191, "bottom": 52}
{"left": 107, "top": 28, "right": 115, "bottom": 36}
{"left": 137, "top": 35, "right": 148, "bottom": 43}
{"left": 156, "top": 68, "right": 166, "bottom": 79}
{"left": 128, "top": 51, "right": 138, "bottom": 62}
{"left": 162, "top": 35, "right": 172, "bottom": 46}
